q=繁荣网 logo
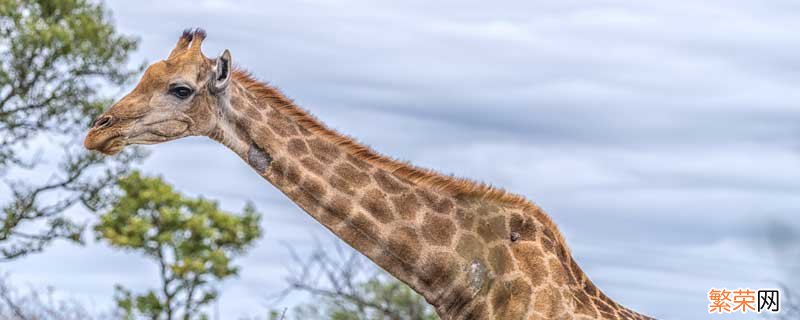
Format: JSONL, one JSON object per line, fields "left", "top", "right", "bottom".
{"left": 708, "top": 288, "right": 780, "bottom": 314}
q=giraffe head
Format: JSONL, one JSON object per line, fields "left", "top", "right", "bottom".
{"left": 84, "top": 29, "right": 232, "bottom": 155}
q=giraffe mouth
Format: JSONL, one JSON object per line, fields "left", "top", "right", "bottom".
{"left": 127, "top": 119, "right": 192, "bottom": 144}
{"left": 100, "top": 137, "right": 127, "bottom": 155}
{"left": 84, "top": 130, "right": 127, "bottom": 155}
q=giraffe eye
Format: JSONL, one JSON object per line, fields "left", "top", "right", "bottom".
{"left": 169, "top": 85, "right": 194, "bottom": 99}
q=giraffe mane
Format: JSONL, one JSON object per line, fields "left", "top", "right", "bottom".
{"left": 232, "top": 68, "right": 570, "bottom": 253}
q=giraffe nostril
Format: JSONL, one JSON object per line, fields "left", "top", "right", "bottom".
{"left": 92, "top": 115, "right": 114, "bottom": 129}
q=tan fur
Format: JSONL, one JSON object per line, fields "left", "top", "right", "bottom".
{"left": 232, "top": 69, "right": 572, "bottom": 253}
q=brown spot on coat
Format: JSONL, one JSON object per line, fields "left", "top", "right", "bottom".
{"left": 308, "top": 138, "right": 341, "bottom": 163}
{"left": 391, "top": 192, "right": 420, "bottom": 220}
{"left": 286, "top": 164, "right": 301, "bottom": 185}
{"left": 421, "top": 212, "right": 455, "bottom": 246}
{"left": 244, "top": 106, "right": 263, "bottom": 121}
{"left": 239, "top": 117, "right": 254, "bottom": 131}
{"left": 534, "top": 287, "right": 560, "bottom": 319}
{"left": 455, "top": 208, "right": 475, "bottom": 230}
{"left": 329, "top": 176, "right": 356, "bottom": 195}
{"left": 346, "top": 154, "right": 370, "bottom": 170}
{"left": 251, "top": 126, "right": 274, "bottom": 143}
{"left": 488, "top": 245, "right": 514, "bottom": 275}
{"left": 300, "top": 157, "right": 325, "bottom": 176}
{"left": 335, "top": 163, "right": 370, "bottom": 185}
{"left": 230, "top": 94, "right": 248, "bottom": 111}
{"left": 574, "top": 291, "right": 599, "bottom": 317}
{"left": 287, "top": 139, "right": 309, "bottom": 157}
{"left": 321, "top": 196, "right": 351, "bottom": 224}
{"left": 436, "top": 285, "right": 474, "bottom": 317}
{"left": 435, "top": 198, "right": 454, "bottom": 215}
{"left": 463, "top": 301, "right": 489, "bottom": 320}
{"left": 359, "top": 189, "right": 394, "bottom": 223}
{"left": 416, "top": 189, "right": 453, "bottom": 214}
{"left": 509, "top": 213, "right": 536, "bottom": 242}
{"left": 387, "top": 226, "right": 421, "bottom": 264}
{"left": 418, "top": 252, "right": 456, "bottom": 290}
{"left": 340, "top": 214, "right": 378, "bottom": 253}
{"left": 417, "top": 189, "right": 438, "bottom": 206}
{"left": 512, "top": 243, "right": 547, "bottom": 287}
{"left": 549, "top": 257, "right": 568, "bottom": 285}
{"left": 456, "top": 234, "right": 485, "bottom": 260}
{"left": 373, "top": 171, "right": 408, "bottom": 194}
{"left": 490, "top": 278, "right": 531, "bottom": 320}
{"left": 476, "top": 203, "right": 499, "bottom": 216}
{"left": 268, "top": 160, "right": 286, "bottom": 187}
{"left": 600, "top": 292, "right": 615, "bottom": 306}
{"left": 298, "top": 125, "right": 312, "bottom": 136}
{"left": 477, "top": 216, "right": 507, "bottom": 242}
{"left": 557, "top": 243, "right": 568, "bottom": 261}
{"left": 267, "top": 116, "right": 299, "bottom": 137}
{"left": 301, "top": 177, "right": 325, "bottom": 197}
{"left": 543, "top": 227, "right": 556, "bottom": 241}
{"left": 595, "top": 297, "right": 615, "bottom": 314}
{"left": 542, "top": 237, "right": 555, "bottom": 253}
{"left": 288, "top": 188, "right": 317, "bottom": 212}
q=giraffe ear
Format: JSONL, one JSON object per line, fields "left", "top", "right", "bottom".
{"left": 210, "top": 49, "right": 232, "bottom": 95}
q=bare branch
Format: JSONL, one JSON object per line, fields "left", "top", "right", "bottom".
{"left": 269, "top": 241, "right": 437, "bottom": 320}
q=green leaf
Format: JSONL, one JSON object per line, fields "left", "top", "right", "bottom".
{"left": 99, "top": 171, "right": 262, "bottom": 319}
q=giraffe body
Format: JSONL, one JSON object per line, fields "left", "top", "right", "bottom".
{"left": 84, "top": 29, "right": 654, "bottom": 320}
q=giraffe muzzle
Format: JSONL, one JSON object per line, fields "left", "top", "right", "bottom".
{"left": 84, "top": 115, "right": 129, "bottom": 155}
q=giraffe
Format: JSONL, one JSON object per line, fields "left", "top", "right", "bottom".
{"left": 84, "top": 29, "right": 654, "bottom": 320}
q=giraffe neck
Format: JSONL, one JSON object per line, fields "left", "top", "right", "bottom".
{"left": 208, "top": 75, "right": 472, "bottom": 311}
{"left": 205, "top": 71, "right": 652, "bottom": 320}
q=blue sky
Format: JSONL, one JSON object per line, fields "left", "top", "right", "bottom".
{"left": 3, "top": 0, "right": 799, "bottom": 319}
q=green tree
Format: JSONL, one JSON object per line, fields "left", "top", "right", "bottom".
{"left": 271, "top": 244, "right": 438, "bottom": 320}
{"left": 0, "top": 0, "right": 143, "bottom": 260}
{"left": 96, "top": 171, "right": 262, "bottom": 320}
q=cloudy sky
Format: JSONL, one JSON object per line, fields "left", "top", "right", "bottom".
{"left": 4, "top": 0, "right": 800, "bottom": 319}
